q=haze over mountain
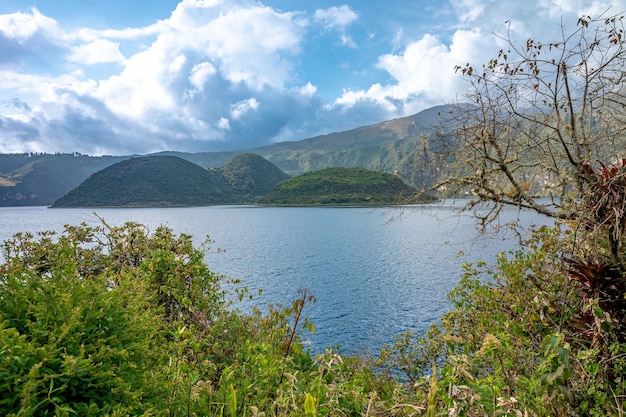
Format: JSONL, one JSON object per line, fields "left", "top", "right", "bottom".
{"left": 0, "top": 105, "right": 446, "bottom": 207}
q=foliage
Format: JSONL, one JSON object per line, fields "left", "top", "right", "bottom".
{"left": 219, "top": 152, "right": 290, "bottom": 199}
{"left": 0, "top": 223, "right": 173, "bottom": 415}
{"left": 261, "top": 166, "right": 418, "bottom": 205}
{"left": 374, "top": 14, "right": 626, "bottom": 416}
{"left": 377, "top": 221, "right": 626, "bottom": 415}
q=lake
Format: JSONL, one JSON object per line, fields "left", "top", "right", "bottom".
{"left": 0, "top": 203, "right": 550, "bottom": 355}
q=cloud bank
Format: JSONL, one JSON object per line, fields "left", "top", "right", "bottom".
{"left": 0, "top": 0, "right": 621, "bottom": 155}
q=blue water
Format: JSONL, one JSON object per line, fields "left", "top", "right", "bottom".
{"left": 0, "top": 204, "right": 549, "bottom": 355}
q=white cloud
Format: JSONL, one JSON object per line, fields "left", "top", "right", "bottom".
{"left": 85, "top": 0, "right": 310, "bottom": 148}
{"left": 451, "top": 0, "right": 485, "bottom": 22}
{"left": 0, "top": 0, "right": 623, "bottom": 155}
{"left": 0, "top": 7, "right": 65, "bottom": 69}
{"left": 230, "top": 98, "right": 259, "bottom": 120}
{"left": 0, "top": 7, "right": 58, "bottom": 40}
{"left": 296, "top": 82, "right": 317, "bottom": 97}
{"left": 69, "top": 24, "right": 163, "bottom": 43}
{"left": 313, "top": 5, "right": 358, "bottom": 47}
{"left": 217, "top": 117, "right": 230, "bottom": 130}
{"left": 333, "top": 29, "right": 493, "bottom": 116}
{"left": 95, "top": 43, "right": 178, "bottom": 118}
{"left": 199, "top": 7, "right": 305, "bottom": 88}
{"left": 341, "top": 34, "right": 357, "bottom": 48}
{"left": 330, "top": 0, "right": 625, "bottom": 119}
{"left": 69, "top": 39, "right": 126, "bottom": 65}
{"left": 314, "top": 5, "right": 358, "bottom": 30}
{"left": 188, "top": 62, "right": 217, "bottom": 91}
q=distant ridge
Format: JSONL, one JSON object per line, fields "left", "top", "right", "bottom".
{"left": 0, "top": 154, "right": 127, "bottom": 206}
{"left": 251, "top": 105, "right": 450, "bottom": 175}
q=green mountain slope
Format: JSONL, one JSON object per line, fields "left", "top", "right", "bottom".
{"left": 52, "top": 156, "right": 234, "bottom": 207}
{"left": 252, "top": 105, "right": 447, "bottom": 176}
{"left": 260, "top": 167, "right": 415, "bottom": 205}
{"left": 0, "top": 154, "right": 127, "bottom": 206}
{"left": 219, "top": 152, "right": 290, "bottom": 199}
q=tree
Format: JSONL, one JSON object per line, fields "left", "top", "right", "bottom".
{"left": 426, "top": 12, "right": 626, "bottom": 225}
{"left": 383, "top": 14, "right": 626, "bottom": 414}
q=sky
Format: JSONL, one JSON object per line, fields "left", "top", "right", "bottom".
{"left": 0, "top": 0, "right": 623, "bottom": 155}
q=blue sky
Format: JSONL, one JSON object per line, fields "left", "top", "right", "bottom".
{"left": 0, "top": 0, "right": 622, "bottom": 155}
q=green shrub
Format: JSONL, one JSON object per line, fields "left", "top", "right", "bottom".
{"left": 0, "top": 225, "right": 169, "bottom": 416}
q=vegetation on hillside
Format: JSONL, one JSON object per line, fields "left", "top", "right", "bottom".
{"left": 52, "top": 156, "right": 236, "bottom": 207}
{"left": 0, "top": 153, "right": 126, "bottom": 206}
{"left": 253, "top": 106, "right": 445, "bottom": 179}
{"left": 260, "top": 166, "right": 416, "bottom": 205}
{"left": 53, "top": 159, "right": 418, "bottom": 207}
{"left": 219, "top": 152, "right": 290, "bottom": 200}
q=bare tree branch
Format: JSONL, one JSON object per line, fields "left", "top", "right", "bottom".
{"left": 414, "top": 13, "right": 626, "bottom": 224}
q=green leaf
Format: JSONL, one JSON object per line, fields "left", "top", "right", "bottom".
{"left": 304, "top": 392, "right": 317, "bottom": 417}
{"left": 228, "top": 384, "right": 237, "bottom": 417}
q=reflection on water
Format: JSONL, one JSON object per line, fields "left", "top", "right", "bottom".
{"left": 0, "top": 203, "right": 551, "bottom": 355}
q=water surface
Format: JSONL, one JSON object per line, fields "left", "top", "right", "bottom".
{"left": 0, "top": 204, "right": 548, "bottom": 355}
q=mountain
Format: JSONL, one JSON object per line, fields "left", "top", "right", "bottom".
{"left": 0, "top": 105, "right": 450, "bottom": 206}
{"left": 260, "top": 167, "right": 416, "bottom": 206}
{"left": 252, "top": 105, "right": 448, "bottom": 176}
{"left": 52, "top": 155, "right": 413, "bottom": 207}
{"left": 52, "top": 156, "right": 235, "bottom": 207}
{"left": 0, "top": 153, "right": 127, "bottom": 206}
{"left": 219, "top": 152, "right": 290, "bottom": 199}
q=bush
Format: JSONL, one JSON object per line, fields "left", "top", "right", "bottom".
{"left": 0, "top": 224, "right": 171, "bottom": 415}
{"left": 0, "top": 221, "right": 404, "bottom": 416}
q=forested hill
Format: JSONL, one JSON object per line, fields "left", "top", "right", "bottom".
{"left": 260, "top": 167, "right": 416, "bottom": 205}
{"left": 219, "top": 152, "right": 290, "bottom": 198}
{"left": 52, "top": 156, "right": 235, "bottom": 207}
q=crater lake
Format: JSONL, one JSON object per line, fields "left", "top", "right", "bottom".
{"left": 0, "top": 203, "right": 550, "bottom": 355}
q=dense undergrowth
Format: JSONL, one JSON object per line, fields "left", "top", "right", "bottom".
{"left": 2, "top": 161, "right": 626, "bottom": 416}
